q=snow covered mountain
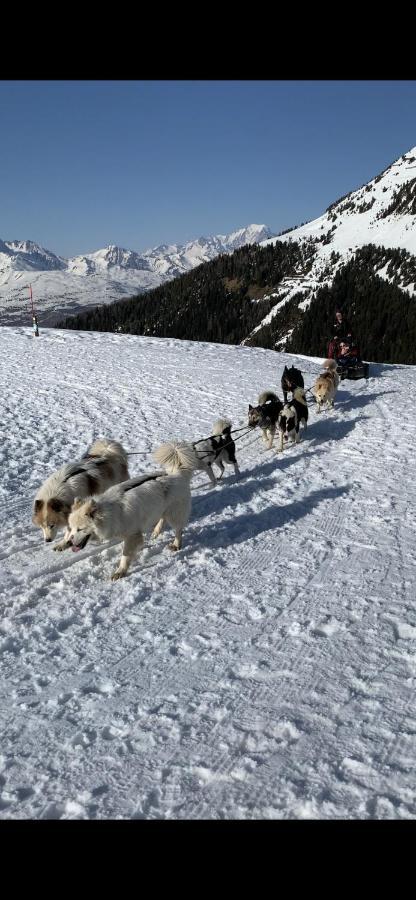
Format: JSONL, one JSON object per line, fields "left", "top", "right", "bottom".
{"left": 0, "top": 225, "right": 274, "bottom": 326}
{"left": 251, "top": 146, "right": 416, "bottom": 338}
{"left": 278, "top": 146, "right": 416, "bottom": 262}
{"left": 0, "top": 239, "right": 67, "bottom": 273}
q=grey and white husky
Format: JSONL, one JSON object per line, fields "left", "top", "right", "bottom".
{"left": 248, "top": 391, "right": 284, "bottom": 450}
{"left": 32, "top": 438, "right": 129, "bottom": 548}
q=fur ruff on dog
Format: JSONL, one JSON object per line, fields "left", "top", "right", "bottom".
{"left": 248, "top": 391, "right": 284, "bottom": 450}
{"left": 153, "top": 440, "right": 199, "bottom": 473}
{"left": 32, "top": 438, "right": 129, "bottom": 548}
{"left": 312, "top": 359, "right": 340, "bottom": 412}
{"left": 67, "top": 442, "right": 195, "bottom": 580}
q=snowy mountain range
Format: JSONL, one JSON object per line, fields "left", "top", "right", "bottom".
{"left": 2, "top": 144, "right": 416, "bottom": 334}
{"left": 0, "top": 225, "right": 274, "bottom": 326}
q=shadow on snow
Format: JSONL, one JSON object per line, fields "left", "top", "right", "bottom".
{"left": 189, "top": 483, "right": 351, "bottom": 551}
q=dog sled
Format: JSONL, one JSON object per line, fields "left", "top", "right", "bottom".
{"left": 328, "top": 337, "right": 369, "bottom": 381}
{"left": 336, "top": 359, "right": 370, "bottom": 381}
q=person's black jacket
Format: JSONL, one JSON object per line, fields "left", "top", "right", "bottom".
{"left": 333, "top": 316, "right": 353, "bottom": 342}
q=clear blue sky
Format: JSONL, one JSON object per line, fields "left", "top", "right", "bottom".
{"left": 0, "top": 80, "right": 415, "bottom": 258}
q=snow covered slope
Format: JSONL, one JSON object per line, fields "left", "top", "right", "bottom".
{"left": 254, "top": 147, "right": 416, "bottom": 330}
{"left": 0, "top": 225, "right": 273, "bottom": 327}
{"left": 278, "top": 146, "right": 416, "bottom": 260}
{"left": 1, "top": 327, "right": 415, "bottom": 819}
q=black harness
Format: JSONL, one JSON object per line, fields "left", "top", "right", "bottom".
{"left": 62, "top": 456, "right": 110, "bottom": 483}
{"left": 123, "top": 472, "right": 165, "bottom": 493}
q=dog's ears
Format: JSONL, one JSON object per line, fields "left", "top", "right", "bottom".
{"left": 32, "top": 498, "right": 43, "bottom": 523}
{"left": 86, "top": 499, "right": 98, "bottom": 519}
{"left": 248, "top": 404, "right": 253, "bottom": 410}
{"left": 48, "top": 498, "right": 71, "bottom": 516}
{"left": 48, "top": 498, "right": 64, "bottom": 513}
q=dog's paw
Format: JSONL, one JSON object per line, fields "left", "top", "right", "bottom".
{"left": 168, "top": 542, "right": 179, "bottom": 552}
{"left": 111, "top": 569, "right": 127, "bottom": 581}
{"left": 53, "top": 542, "right": 70, "bottom": 552}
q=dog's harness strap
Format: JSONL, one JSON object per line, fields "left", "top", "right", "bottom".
{"left": 193, "top": 423, "right": 249, "bottom": 445}
{"left": 62, "top": 455, "right": 110, "bottom": 483}
{"left": 230, "top": 425, "right": 252, "bottom": 435}
{"left": 123, "top": 472, "right": 164, "bottom": 492}
{"left": 195, "top": 427, "right": 252, "bottom": 461}
{"left": 63, "top": 466, "right": 88, "bottom": 483}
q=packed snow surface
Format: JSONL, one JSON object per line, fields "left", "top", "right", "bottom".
{"left": 0, "top": 327, "right": 415, "bottom": 819}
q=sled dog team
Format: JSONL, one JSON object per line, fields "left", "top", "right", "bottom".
{"left": 32, "top": 360, "right": 339, "bottom": 579}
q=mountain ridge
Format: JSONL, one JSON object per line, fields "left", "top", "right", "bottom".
{"left": 0, "top": 224, "right": 274, "bottom": 325}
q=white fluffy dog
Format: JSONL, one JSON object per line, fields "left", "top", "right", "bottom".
{"left": 312, "top": 359, "right": 340, "bottom": 412}
{"left": 32, "top": 439, "right": 129, "bottom": 548}
{"left": 67, "top": 441, "right": 198, "bottom": 580}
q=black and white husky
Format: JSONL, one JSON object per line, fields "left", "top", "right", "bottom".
{"left": 277, "top": 388, "right": 308, "bottom": 452}
{"left": 248, "top": 391, "right": 284, "bottom": 450}
{"left": 277, "top": 404, "right": 301, "bottom": 452}
{"left": 193, "top": 418, "right": 239, "bottom": 483}
{"left": 67, "top": 442, "right": 198, "bottom": 581}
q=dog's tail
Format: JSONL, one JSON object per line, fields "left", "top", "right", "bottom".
{"left": 212, "top": 418, "right": 232, "bottom": 435}
{"left": 153, "top": 440, "right": 198, "bottom": 474}
{"left": 258, "top": 390, "right": 279, "bottom": 405}
{"left": 322, "top": 359, "right": 337, "bottom": 373}
{"left": 88, "top": 438, "right": 128, "bottom": 463}
{"left": 292, "top": 387, "right": 307, "bottom": 405}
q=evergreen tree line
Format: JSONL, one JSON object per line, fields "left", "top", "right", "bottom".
{"left": 58, "top": 240, "right": 310, "bottom": 345}
{"left": 355, "top": 243, "right": 416, "bottom": 288}
{"left": 58, "top": 240, "right": 416, "bottom": 364}
{"left": 377, "top": 177, "right": 416, "bottom": 219}
{"left": 286, "top": 247, "right": 416, "bottom": 364}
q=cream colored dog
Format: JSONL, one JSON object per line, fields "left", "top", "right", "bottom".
{"left": 67, "top": 441, "right": 198, "bottom": 580}
{"left": 312, "top": 359, "right": 340, "bottom": 412}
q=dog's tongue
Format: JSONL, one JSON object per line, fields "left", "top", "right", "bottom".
{"left": 71, "top": 545, "right": 81, "bottom": 553}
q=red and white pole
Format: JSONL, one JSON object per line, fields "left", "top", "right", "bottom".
{"left": 29, "top": 284, "right": 40, "bottom": 336}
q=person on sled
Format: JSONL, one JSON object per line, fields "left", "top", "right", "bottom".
{"left": 333, "top": 308, "right": 353, "bottom": 339}
{"left": 336, "top": 339, "right": 361, "bottom": 369}
{"left": 327, "top": 308, "right": 354, "bottom": 359}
